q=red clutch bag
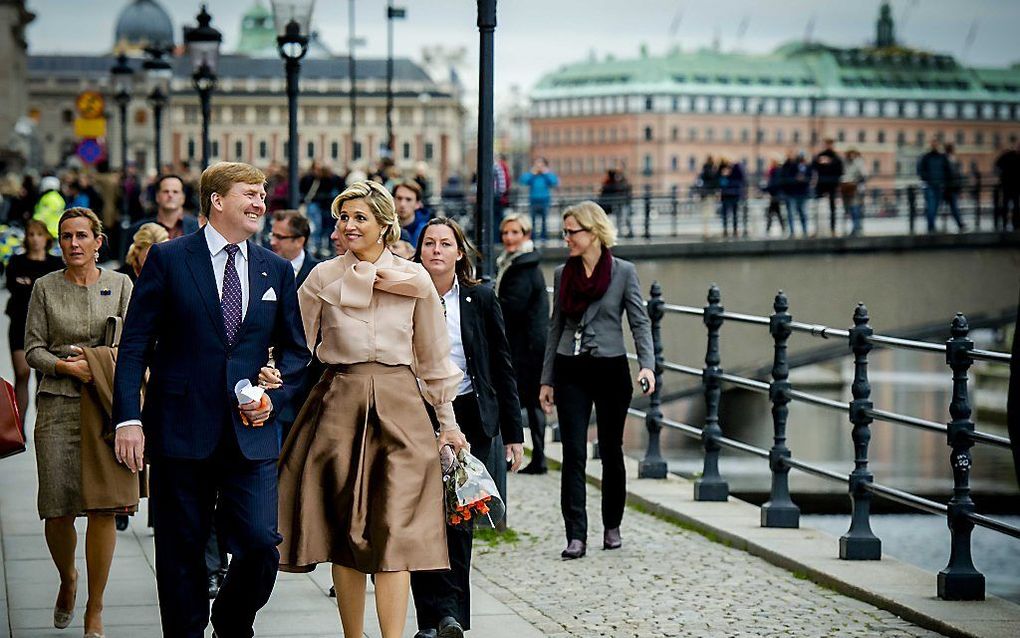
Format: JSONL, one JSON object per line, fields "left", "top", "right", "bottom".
{"left": 0, "top": 377, "right": 25, "bottom": 459}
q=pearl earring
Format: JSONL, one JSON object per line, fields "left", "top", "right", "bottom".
{"left": 376, "top": 236, "right": 383, "bottom": 244}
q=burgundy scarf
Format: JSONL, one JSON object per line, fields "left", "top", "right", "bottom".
{"left": 560, "top": 248, "right": 613, "bottom": 321}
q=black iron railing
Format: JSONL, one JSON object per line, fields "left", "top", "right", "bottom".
{"left": 627, "top": 283, "right": 1016, "bottom": 601}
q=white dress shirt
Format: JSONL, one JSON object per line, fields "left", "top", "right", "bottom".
{"left": 289, "top": 250, "right": 305, "bottom": 279}
{"left": 206, "top": 222, "right": 249, "bottom": 321}
{"left": 442, "top": 279, "right": 474, "bottom": 397}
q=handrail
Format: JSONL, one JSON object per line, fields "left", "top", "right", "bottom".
{"left": 628, "top": 282, "right": 1016, "bottom": 601}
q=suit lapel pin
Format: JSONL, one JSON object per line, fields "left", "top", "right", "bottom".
{"left": 261, "top": 272, "right": 268, "bottom": 277}
{"left": 466, "top": 296, "right": 472, "bottom": 303}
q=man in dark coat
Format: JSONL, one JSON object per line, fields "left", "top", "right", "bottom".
{"left": 917, "top": 140, "right": 951, "bottom": 233}
{"left": 812, "top": 139, "right": 844, "bottom": 236}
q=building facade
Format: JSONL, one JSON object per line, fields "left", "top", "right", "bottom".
{"left": 0, "top": 0, "right": 35, "bottom": 171}
{"left": 23, "top": 0, "right": 465, "bottom": 183}
{"left": 528, "top": 3, "right": 1020, "bottom": 196}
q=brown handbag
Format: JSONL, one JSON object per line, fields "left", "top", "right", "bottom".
{"left": 0, "top": 377, "right": 25, "bottom": 458}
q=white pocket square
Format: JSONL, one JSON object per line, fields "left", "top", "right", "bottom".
{"left": 262, "top": 288, "right": 278, "bottom": 301}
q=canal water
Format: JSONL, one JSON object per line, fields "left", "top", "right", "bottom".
{"left": 618, "top": 340, "right": 1020, "bottom": 602}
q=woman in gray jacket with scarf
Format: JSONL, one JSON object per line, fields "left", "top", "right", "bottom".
{"left": 539, "top": 201, "right": 654, "bottom": 560}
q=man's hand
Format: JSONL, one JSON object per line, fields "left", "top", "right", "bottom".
{"left": 240, "top": 394, "right": 274, "bottom": 427}
{"left": 438, "top": 428, "right": 470, "bottom": 455}
{"left": 505, "top": 443, "right": 524, "bottom": 472}
{"left": 115, "top": 425, "right": 145, "bottom": 473}
{"left": 539, "top": 384, "right": 555, "bottom": 415}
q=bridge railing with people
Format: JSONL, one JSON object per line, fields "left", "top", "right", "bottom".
{"left": 428, "top": 176, "right": 1014, "bottom": 241}
{"left": 622, "top": 281, "right": 1016, "bottom": 601}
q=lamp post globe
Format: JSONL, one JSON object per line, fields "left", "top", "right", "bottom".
{"left": 142, "top": 45, "right": 173, "bottom": 173}
{"left": 184, "top": 4, "right": 222, "bottom": 170}
{"left": 272, "top": 0, "right": 314, "bottom": 209}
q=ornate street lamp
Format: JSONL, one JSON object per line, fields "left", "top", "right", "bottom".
{"left": 143, "top": 45, "right": 173, "bottom": 172}
{"left": 110, "top": 53, "right": 135, "bottom": 257}
{"left": 385, "top": 1, "right": 406, "bottom": 157}
{"left": 272, "top": 0, "right": 314, "bottom": 209}
{"left": 475, "top": 0, "right": 497, "bottom": 278}
{"left": 184, "top": 4, "right": 222, "bottom": 170}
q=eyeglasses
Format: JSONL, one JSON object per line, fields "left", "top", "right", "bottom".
{"left": 270, "top": 233, "right": 299, "bottom": 241}
{"left": 562, "top": 227, "right": 588, "bottom": 238}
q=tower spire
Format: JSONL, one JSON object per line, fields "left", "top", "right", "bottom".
{"left": 876, "top": 1, "right": 896, "bottom": 48}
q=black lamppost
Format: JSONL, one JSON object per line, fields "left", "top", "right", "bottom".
{"left": 143, "top": 46, "right": 173, "bottom": 173}
{"left": 476, "top": 0, "right": 497, "bottom": 278}
{"left": 184, "top": 4, "right": 222, "bottom": 170}
{"left": 273, "top": 0, "right": 314, "bottom": 209}
{"left": 385, "top": 1, "right": 406, "bottom": 157}
{"left": 110, "top": 53, "right": 135, "bottom": 257}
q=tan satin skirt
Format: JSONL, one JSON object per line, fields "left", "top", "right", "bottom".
{"left": 277, "top": 362, "right": 449, "bottom": 574}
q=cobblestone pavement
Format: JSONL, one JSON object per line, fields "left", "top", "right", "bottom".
{"left": 472, "top": 470, "right": 944, "bottom": 638}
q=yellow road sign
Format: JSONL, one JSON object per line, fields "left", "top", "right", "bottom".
{"left": 74, "top": 117, "right": 106, "bottom": 138}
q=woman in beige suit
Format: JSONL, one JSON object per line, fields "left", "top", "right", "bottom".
{"left": 25, "top": 208, "right": 133, "bottom": 638}
{"left": 277, "top": 180, "right": 468, "bottom": 638}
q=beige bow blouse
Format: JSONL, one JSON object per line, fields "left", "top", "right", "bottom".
{"left": 298, "top": 249, "right": 463, "bottom": 432}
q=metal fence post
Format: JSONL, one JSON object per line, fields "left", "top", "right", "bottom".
{"left": 639, "top": 281, "right": 668, "bottom": 479}
{"left": 907, "top": 185, "right": 917, "bottom": 236}
{"left": 938, "top": 313, "right": 985, "bottom": 600}
{"left": 762, "top": 291, "right": 799, "bottom": 528}
{"left": 840, "top": 303, "right": 881, "bottom": 560}
{"left": 695, "top": 284, "right": 729, "bottom": 501}
{"left": 671, "top": 198, "right": 679, "bottom": 237}
{"left": 643, "top": 192, "right": 652, "bottom": 240}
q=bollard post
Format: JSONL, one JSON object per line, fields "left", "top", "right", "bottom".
{"left": 671, "top": 198, "right": 679, "bottom": 237}
{"left": 761, "top": 291, "right": 799, "bottom": 528}
{"left": 741, "top": 198, "right": 749, "bottom": 238}
{"left": 639, "top": 281, "right": 668, "bottom": 479}
{"left": 840, "top": 303, "right": 881, "bottom": 560}
{"left": 938, "top": 313, "right": 985, "bottom": 600}
{"left": 643, "top": 192, "right": 652, "bottom": 240}
{"left": 695, "top": 284, "right": 729, "bottom": 501}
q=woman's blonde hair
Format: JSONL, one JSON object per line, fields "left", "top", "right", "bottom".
{"left": 499, "top": 212, "right": 532, "bottom": 236}
{"left": 126, "top": 222, "right": 169, "bottom": 272}
{"left": 562, "top": 201, "right": 617, "bottom": 248}
{"left": 331, "top": 180, "right": 401, "bottom": 245}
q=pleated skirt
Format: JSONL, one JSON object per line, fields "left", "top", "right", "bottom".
{"left": 277, "top": 362, "right": 449, "bottom": 574}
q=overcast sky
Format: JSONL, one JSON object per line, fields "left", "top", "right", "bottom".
{"left": 24, "top": 0, "right": 1020, "bottom": 105}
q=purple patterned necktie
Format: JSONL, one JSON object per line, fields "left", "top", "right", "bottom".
{"left": 221, "top": 244, "right": 242, "bottom": 346}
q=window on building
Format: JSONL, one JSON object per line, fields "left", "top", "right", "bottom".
{"left": 755, "top": 128, "right": 764, "bottom": 143}
{"left": 775, "top": 130, "right": 783, "bottom": 144}
{"left": 645, "top": 95, "right": 654, "bottom": 111}
{"left": 256, "top": 106, "right": 270, "bottom": 125}
{"left": 187, "top": 138, "right": 195, "bottom": 159}
{"left": 724, "top": 128, "right": 733, "bottom": 142}
{"left": 792, "top": 130, "right": 801, "bottom": 144}
{"left": 688, "top": 128, "right": 698, "bottom": 142}
{"left": 974, "top": 131, "right": 984, "bottom": 146}
{"left": 671, "top": 127, "right": 678, "bottom": 141}
{"left": 235, "top": 141, "right": 243, "bottom": 160}
{"left": 993, "top": 132, "right": 1002, "bottom": 149}
{"left": 609, "top": 128, "right": 616, "bottom": 143}
{"left": 705, "top": 128, "right": 714, "bottom": 142}
{"left": 232, "top": 106, "right": 247, "bottom": 124}
{"left": 134, "top": 108, "right": 147, "bottom": 125}
{"left": 671, "top": 156, "right": 679, "bottom": 171}
{"left": 877, "top": 130, "right": 886, "bottom": 144}
{"left": 424, "top": 142, "right": 434, "bottom": 161}
{"left": 837, "top": 130, "right": 846, "bottom": 143}
{"left": 857, "top": 130, "right": 866, "bottom": 143}
{"left": 642, "top": 154, "right": 653, "bottom": 175}
{"left": 353, "top": 141, "right": 363, "bottom": 160}
{"left": 644, "top": 126, "right": 653, "bottom": 141}
{"left": 327, "top": 107, "right": 342, "bottom": 124}
{"left": 402, "top": 142, "right": 411, "bottom": 159}
{"left": 211, "top": 140, "right": 220, "bottom": 157}
{"left": 955, "top": 130, "right": 965, "bottom": 145}
{"left": 688, "top": 156, "right": 697, "bottom": 172}
{"left": 183, "top": 106, "right": 199, "bottom": 124}
{"left": 740, "top": 128, "right": 750, "bottom": 143}
{"left": 331, "top": 141, "right": 339, "bottom": 160}
{"left": 916, "top": 130, "right": 925, "bottom": 146}
{"left": 259, "top": 140, "right": 268, "bottom": 159}
{"left": 61, "top": 109, "right": 74, "bottom": 124}
{"left": 872, "top": 159, "right": 881, "bottom": 174}
{"left": 896, "top": 131, "right": 906, "bottom": 146}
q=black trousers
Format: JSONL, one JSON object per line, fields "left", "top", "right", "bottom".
{"left": 525, "top": 405, "right": 547, "bottom": 466}
{"left": 150, "top": 429, "right": 281, "bottom": 638}
{"left": 411, "top": 393, "right": 492, "bottom": 631}
{"left": 817, "top": 183, "right": 839, "bottom": 233}
{"left": 554, "top": 354, "right": 632, "bottom": 543}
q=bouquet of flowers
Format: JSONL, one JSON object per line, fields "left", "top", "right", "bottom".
{"left": 440, "top": 446, "right": 505, "bottom": 529}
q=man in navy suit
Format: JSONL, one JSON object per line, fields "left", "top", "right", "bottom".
{"left": 113, "top": 162, "right": 309, "bottom": 638}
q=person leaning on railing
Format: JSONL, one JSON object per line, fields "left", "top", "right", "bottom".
{"left": 539, "top": 201, "right": 655, "bottom": 560}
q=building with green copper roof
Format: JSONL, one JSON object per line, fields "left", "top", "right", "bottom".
{"left": 528, "top": 2, "right": 1019, "bottom": 194}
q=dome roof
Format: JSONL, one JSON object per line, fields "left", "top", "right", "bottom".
{"left": 114, "top": 0, "right": 174, "bottom": 53}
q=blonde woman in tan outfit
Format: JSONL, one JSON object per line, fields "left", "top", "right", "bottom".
{"left": 25, "top": 208, "right": 134, "bottom": 638}
{"left": 277, "top": 180, "right": 468, "bottom": 638}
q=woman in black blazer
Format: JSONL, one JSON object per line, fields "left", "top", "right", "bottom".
{"left": 495, "top": 213, "right": 550, "bottom": 474}
{"left": 540, "top": 201, "right": 655, "bottom": 560}
{"left": 410, "top": 217, "right": 524, "bottom": 638}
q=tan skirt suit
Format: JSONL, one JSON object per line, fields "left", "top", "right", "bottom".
{"left": 278, "top": 249, "right": 462, "bottom": 574}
